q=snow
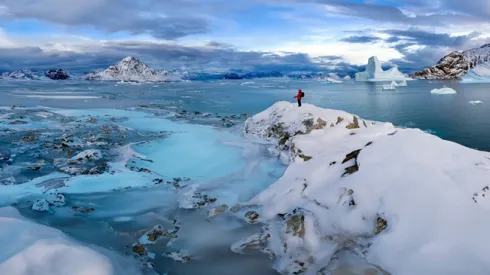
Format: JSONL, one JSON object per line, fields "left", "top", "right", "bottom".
{"left": 355, "top": 57, "right": 412, "bottom": 82}
{"left": 0, "top": 207, "right": 141, "bottom": 275}
{"left": 430, "top": 87, "right": 457, "bottom": 94}
{"left": 462, "top": 62, "right": 490, "bottom": 83}
{"left": 84, "top": 56, "right": 183, "bottom": 83}
{"left": 470, "top": 100, "right": 483, "bottom": 105}
{"left": 343, "top": 75, "right": 351, "bottom": 80}
{"left": 241, "top": 101, "right": 490, "bottom": 275}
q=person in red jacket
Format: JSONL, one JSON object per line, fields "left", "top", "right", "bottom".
{"left": 294, "top": 89, "right": 304, "bottom": 107}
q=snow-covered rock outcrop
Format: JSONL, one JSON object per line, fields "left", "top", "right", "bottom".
{"left": 355, "top": 56, "right": 411, "bottom": 82}
{"left": 238, "top": 101, "right": 490, "bottom": 275}
{"left": 0, "top": 70, "right": 43, "bottom": 80}
{"left": 412, "top": 44, "right": 490, "bottom": 79}
{"left": 83, "top": 56, "right": 183, "bottom": 83}
{"left": 0, "top": 207, "right": 141, "bottom": 274}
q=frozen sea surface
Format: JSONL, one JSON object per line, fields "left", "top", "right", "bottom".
{"left": 2, "top": 78, "right": 490, "bottom": 274}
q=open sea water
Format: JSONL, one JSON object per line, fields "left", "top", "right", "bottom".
{"left": 2, "top": 78, "right": 489, "bottom": 150}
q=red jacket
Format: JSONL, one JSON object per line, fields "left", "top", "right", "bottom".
{"left": 295, "top": 90, "right": 303, "bottom": 99}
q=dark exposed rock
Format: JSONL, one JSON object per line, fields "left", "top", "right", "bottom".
{"left": 9, "top": 120, "right": 28, "bottom": 125}
{"left": 342, "top": 149, "right": 361, "bottom": 164}
{"left": 72, "top": 206, "right": 95, "bottom": 213}
{"left": 346, "top": 116, "right": 360, "bottom": 129}
{"left": 336, "top": 117, "right": 344, "bottom": 125}
{"left": 375, "top": 216, "right": 388, "bottom": 235}
{"left": 298, "top": 153, "right": 312, "bottom": 161}
{"left": 245, "top": 211, "right": 260, "bottom": 223}
{"left": 342, "top": 149, "right": 362, "bottom": 177}
{"left": 365, "top": 141, "right": 373, "bottom": 147}
{"left": 46, "top": 69, "right": 70, "bottom": 80}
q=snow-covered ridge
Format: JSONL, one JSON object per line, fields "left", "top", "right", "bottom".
{"left": 0, "top": 69, "right": 70, "bottom": 80}
{"left": 412, "top": 44, "right": 490, "bottom": 79}
{"left": 355, "top": 56, "right": 412, "bottom": 82}
{"left": 83, "top": 56, "right": 185, "bottom": 83}
{"left": 238, "top": 101, "right": 490, "bottom": 275}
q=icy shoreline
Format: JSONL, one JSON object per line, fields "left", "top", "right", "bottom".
{"left": 236, "top": 101, "right": 490, "bottom": 275}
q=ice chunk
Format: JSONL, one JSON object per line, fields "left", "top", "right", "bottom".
{"left": 470, "top": 100, "right": 483, "bottom": 105}
{"left": 382, "top": 82, "right": 396, "bottom": 90}
{"left": 70, "top": 149, "right": 102, "bottom": 163}
{"left": 430, "top": 87, "right": 457, "bottom": 94}
{"left": 32, "top": 199, "right": 50, "bottom": 212}
{"left": 355, "top": 56, "right": 412, "bottom": 82}
{"left": 0, "top": 207, "right": 142, "bottom": 274}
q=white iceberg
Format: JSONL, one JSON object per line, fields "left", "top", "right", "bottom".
{"left": 241, "top": 101, "right": 490, "bottom": 275}
{"left": 470, "top": 100, "right": 483, "bottom": 105}
{"left": 343, "top": 75, "right": 352, "bottom": 80}
{"left": 462, "top": 62, "right": 490, "bottom": 83}
{"left": 0, "top": 207, "right": 141, "bottom": 274}
{"left": 431, "top": 87, "right": 457, "bottom": 94}
{"left": 355, "top": 56, "right": 412, "bottom": 82}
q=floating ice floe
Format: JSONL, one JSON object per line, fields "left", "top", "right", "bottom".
{"left": 470, "top": 100, "right": 483, "bottom": 105}
{"left": 239, "top": 101, "right": 490, "bottom": 275}
{"left": 430, "top": 87, "right": 457, "bottom": 94}
{"left": 382, "top": 82, "right": 396, "bottom": 90}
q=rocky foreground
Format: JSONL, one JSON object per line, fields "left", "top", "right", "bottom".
{"left": 232, "top": 101, "right": 490, "bottom": 275}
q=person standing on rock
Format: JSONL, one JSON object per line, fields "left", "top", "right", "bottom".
{"left": 294, "top": 89, "right": 304, "bottom": 107}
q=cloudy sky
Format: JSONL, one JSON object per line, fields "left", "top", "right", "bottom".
{"left": 0, "top": 0, "right": 489, "bottom": 73}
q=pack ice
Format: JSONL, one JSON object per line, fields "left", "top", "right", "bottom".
{"left": 237, "top": 101, "right": 490, "bottom": 275}
{"left": 355, "top": 56, "right": 412, "bottom": 82}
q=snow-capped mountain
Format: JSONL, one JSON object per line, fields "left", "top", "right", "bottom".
{"left": 0, "top": 70, "right": 42, "bottom": 80}
{"left": 0, "top": 69, "right": 71, "bottom": 80}
{"left": 412, "top": 44, "right": 490, "bottom": 79}
{"left": 355, "top": 56, "right": 411, "bottom": 82}
{"left": 83, "top": 56, "right": 183, "bottom": 83}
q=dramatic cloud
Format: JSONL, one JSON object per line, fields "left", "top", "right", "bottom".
{"left": 0, "top": 0, "right": 220, "bottom": 39}
{"left": 340, "top": 36, "right": 381, "bottom": 44}
{"left": 0, "top": 40, "right": 359, "bottom": 74}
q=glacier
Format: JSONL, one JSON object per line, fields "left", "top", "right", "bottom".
{"left": 235, "top": 101, "right": 490, "bottom": 275}
{"left": 462, "top": 62, "right": 490, "bottom": 83}
{"left": 355, "top": 56, "right": 412, "bottom": 82}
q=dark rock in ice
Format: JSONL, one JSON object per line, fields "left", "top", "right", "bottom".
{"left": 46, "top": 69, "right": 70, "bottom": 80}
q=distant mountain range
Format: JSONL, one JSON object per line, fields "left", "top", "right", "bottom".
{"left": 0, "top": 57, "right": 354, "bottom": 83}
{"left": 412, "top": 44, "right": 490, "bottom": 79}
